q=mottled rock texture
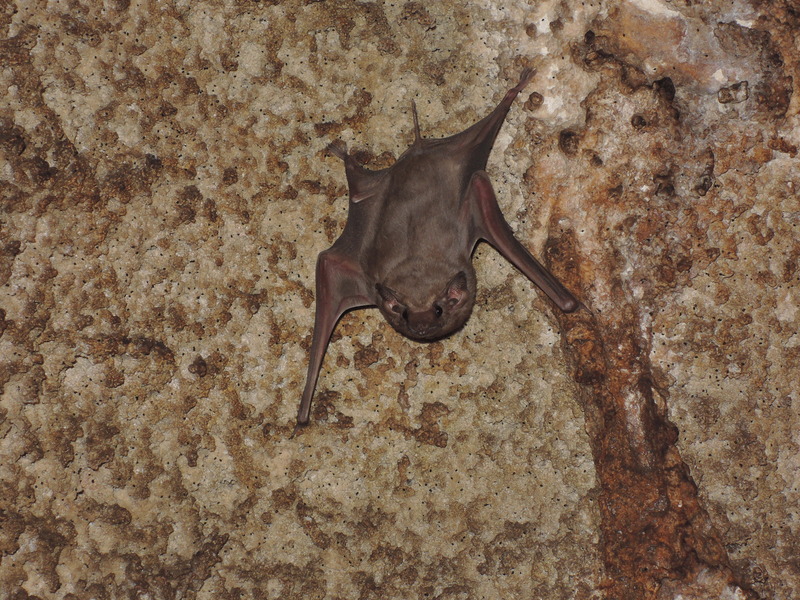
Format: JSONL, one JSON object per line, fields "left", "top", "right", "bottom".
{"left": 1, "top": 1, "right": 798, "bottom": 599}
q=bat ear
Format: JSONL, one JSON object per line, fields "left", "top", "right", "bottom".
{"left": 445, "top": 271, "right": 469, "bottom": 307}
{"left": 376, "top": 283, "right": 404, "bottom": 314}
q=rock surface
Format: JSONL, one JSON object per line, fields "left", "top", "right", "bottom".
{"left": 1, "top": 1, "right": 797, "bottom": 599}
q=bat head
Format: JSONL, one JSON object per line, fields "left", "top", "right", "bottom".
{"left": 375, "top": 270, "right": 476, "bottom": 341}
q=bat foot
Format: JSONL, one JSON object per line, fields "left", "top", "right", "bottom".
{"left": 515, "top": 68, "right": 535, "bottom": 90}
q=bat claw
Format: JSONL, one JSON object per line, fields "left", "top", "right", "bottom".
{"left": 515, "top": 67, "right": 535, "bottom": 91}
{"left": 327, "top": 140, "right": 348, "bottom": 160}
{"left": 291, "top": 421, "right": 307, "bottom": 439}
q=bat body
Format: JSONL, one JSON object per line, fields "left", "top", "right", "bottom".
{"left": 297, "top": 70, "right": 581, "bottom": 427}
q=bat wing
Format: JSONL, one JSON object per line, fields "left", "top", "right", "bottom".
{"left": 416, "top": 69, "right": 536, "bottom": 172}
{"left": 297, "top": 249, "right": 374, "bottom": 428}
{"left": 467, "top": 170, "right": 581, "bottom": 313}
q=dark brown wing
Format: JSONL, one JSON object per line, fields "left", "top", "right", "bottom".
{"left": 467, "top": 170, "right": 581, "bottom": 313}
{"left": 296, "top": 249, "right": 373, "bottom": 428}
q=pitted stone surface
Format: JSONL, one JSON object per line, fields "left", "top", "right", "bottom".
{"left": 1, "top": 1, "right": 797, "bottom": 599}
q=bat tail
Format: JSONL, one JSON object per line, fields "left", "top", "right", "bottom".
{"left": 327, "top": 140, "right": 349, "bottom": 161}
{"left": 411, "top": 100, "right": 422, "bottom": 143}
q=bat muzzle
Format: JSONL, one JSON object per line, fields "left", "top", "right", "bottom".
{"left": 406, "top": 310, "right": 440, "bottom": 339}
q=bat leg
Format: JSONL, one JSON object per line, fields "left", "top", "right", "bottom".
{"left": 467, "top": 171, "right": 582, "bottom": 313}
{"left": 296, "top": 250, "right": 373, "bottom": 428}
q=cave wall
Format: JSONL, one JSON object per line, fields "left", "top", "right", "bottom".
{"left": 1, "top": 1, "right": 798, "bottom": 598}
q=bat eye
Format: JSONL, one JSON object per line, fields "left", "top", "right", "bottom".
{"left": 401, "top": 308, "right": 409, "bottom": 320}
{"left": 433, "top": 304, "right": 443, "bottom": 317}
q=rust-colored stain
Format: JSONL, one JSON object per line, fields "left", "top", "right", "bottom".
{"left": 553, "top": 247, "right": 757, "bottom": 598}
{"left": 539, "top": 10, "right": 799, "bottom": 595}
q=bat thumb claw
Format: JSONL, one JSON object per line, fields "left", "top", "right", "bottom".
{"left": 290, "top": 421, "right": 307, "bottom": 439}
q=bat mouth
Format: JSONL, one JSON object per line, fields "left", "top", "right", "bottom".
{"left": 402, "top": 321, "right": 464, "bottom": 342}
{"left": 405, "top": 315, "right": 446, "bottom": 340}
{"left": 407, "top": 328, "right": 440, "bottom": 341}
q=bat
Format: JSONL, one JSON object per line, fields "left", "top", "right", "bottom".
{"left": 296, "top": 69, "right": 582, "bottom": 428}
